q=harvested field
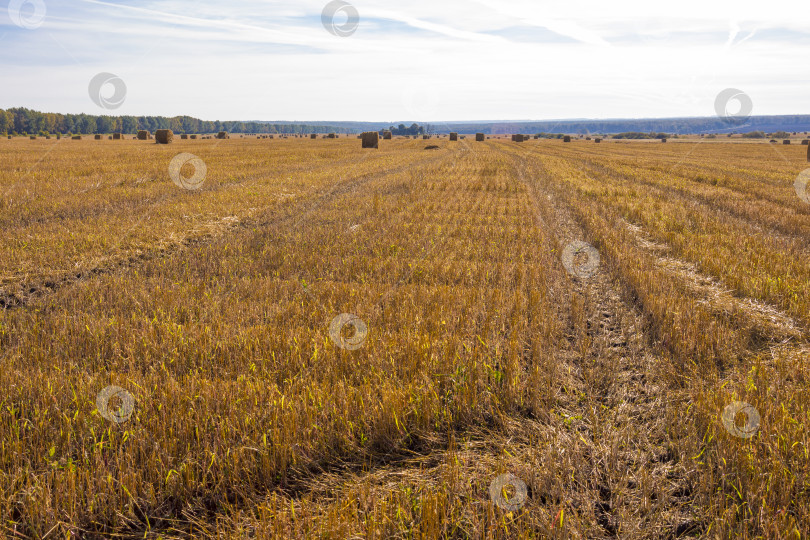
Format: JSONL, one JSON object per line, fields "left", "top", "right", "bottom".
{"left": 1, "top": 137, "right": 809, "bottom": 538}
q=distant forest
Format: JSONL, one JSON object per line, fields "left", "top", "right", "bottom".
{"left": 3, "top": 106, "right": 810, "bottom": 136}
{"left": 431, "top": 116, "right": 810, "bottom": 135}
{"left": 0, "top": 107, "right": 366, "bottom": 136}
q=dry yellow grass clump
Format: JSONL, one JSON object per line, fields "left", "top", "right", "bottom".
{"left": 0, "top": 136, "right": 808, "bottom": 538}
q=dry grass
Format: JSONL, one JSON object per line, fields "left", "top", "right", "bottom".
{"left": 0, "top": 137, "right": 808, "bottom": 538}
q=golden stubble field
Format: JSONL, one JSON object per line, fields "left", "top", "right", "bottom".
{"left": 1, "top": 136, "right": 809, "bottom": 539}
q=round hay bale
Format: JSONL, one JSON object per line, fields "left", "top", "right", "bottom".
{"left": 155, "top": 129, "right": 174, "bottom": 144}
{"left": 180, "top": 134, "right": 188, "bottom": 140}
{"left": 72, "top": 135, "right": 82, "bottom": 140}
{"left": 94, "top": 134, "right": 102, "bottom": 140}
{"left": 783, "top": 140, "right": 791, "bottom": 145}
{"left": 563, "top": 135, "right": 572, "bottom": 142}
{"left": 217, "top": 131, "right": 228, "bottom": 139}
{"left": 30, "top": 135, "right": 37, "bottom": 140}
{"left": 113, "top": 133, "right": 122, "bottom": 140}
{"left": 383, "top": 131, "right": 392, "bottom": 140}
{"left": 449, "top": 132, "right": 458, "bottom": 141}
{"left": 361, "top": 131, "right": 379, "bottom": 149}
{"left": 476, "top": 133, "right": 485, "bottom": 141}
{"left": 137, "top": 130, "right": 149, "bottom": 140}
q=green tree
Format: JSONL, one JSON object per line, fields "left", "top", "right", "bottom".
{"left": 96, "top": 116, "right": 112, "bottom": 134}
{"left": 79, "top": 115, "right": 97, "bottom": 134}
{"left": 0, "top": 109, "right": 12, "bottom": 134}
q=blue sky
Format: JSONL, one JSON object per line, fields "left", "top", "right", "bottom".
{"left": 1, "top": 0, "right": 808, "bottom": 121}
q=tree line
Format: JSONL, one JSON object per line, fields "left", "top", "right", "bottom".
{"left": 0, "top": 107, "right": 362, "bottom": 136}
{"left": 385, "top": 123, "right": 428, "bottom": 136}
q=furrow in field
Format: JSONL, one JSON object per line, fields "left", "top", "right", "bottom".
{"left": 620, "top": 218, "right": 804, "bottom": 344}
{"left": 518, "top": 145, "right": 810, "bottom": 334}
{"left": 498, "top": 141, "right": 810, "bottom": 537}
{"left": 497, "top": 145, "right": 700, "bottom": 538}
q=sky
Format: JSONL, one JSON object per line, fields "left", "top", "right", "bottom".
{"left": 1, "top": 0, "right": 809, "bottom": 122}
